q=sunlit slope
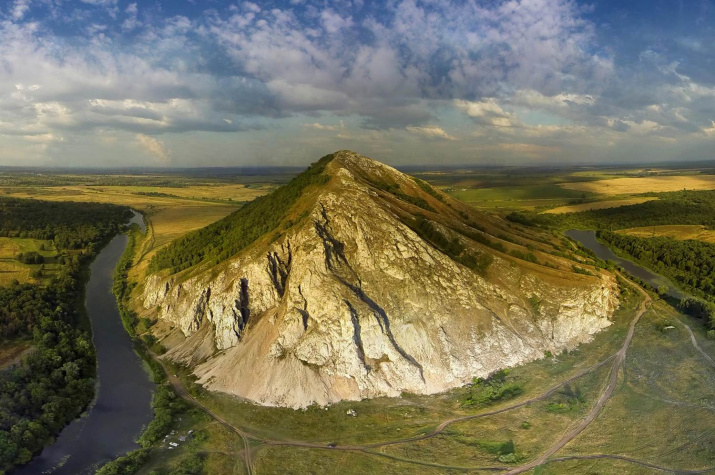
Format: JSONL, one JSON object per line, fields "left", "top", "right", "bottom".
{"left": 142, "top": 151, "right": 619, "bottom": 408}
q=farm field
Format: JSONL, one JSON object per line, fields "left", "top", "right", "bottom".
{"left": 0, "top": 179, "right": 275, "bottom": 280}
{"left": 0, "top": 237, "right": 59, "bottom": 285}
{"left": 559, "top": 175, "right": 715, "bottom": 195}
{"left": 443, "top": 184, "right": 595, "bottom": 210}
{"left": 544, "top": 197, "right": 658, "bottom": 214}
{"left": 618, "top": 225, "right": 715, "bottom": 243}
{"left": 419, "top": 167, "right": 715, "bottom": 213}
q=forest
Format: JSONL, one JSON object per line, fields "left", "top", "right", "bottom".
{"left": 0, "top": 197, "right": 132, "bottom": 250}
{"left": 597, "top": 231, "right": 715, "bottom": 328}
{"left": 0, "top": 198, "right": 131, "bottom": 472}
{"left": 507, "top": 190, "right": 715, "bottom": 230}
{"left": 149, "top": 153, "right": 334, "bottom": 274}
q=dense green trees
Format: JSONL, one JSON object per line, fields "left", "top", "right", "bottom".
{"left": 597, "top": 231, "right": 715, "bottom": 310}
{"left": 16, "top": 252, "right": 44, "bottom": 265}
{"left": 508, "top": 190, "right": 715, "bottom": 231}
{"left": 0, "top": 197, "right": 132, "bottom": 250}
{"left": 678, "top": 298, "right": 715, "bottom": 329}
{"left": 149, "top": 154, "right": 335, "bottom": 274}
{"left": 0, "top": 268, "right": 97, "bottom": 471}
{"left": 0, "top": 197, "right": 131, "bottom": 472}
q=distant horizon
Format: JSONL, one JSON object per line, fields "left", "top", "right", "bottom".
{"left": 0, "top": 156, "right": 714, "bottom": 174}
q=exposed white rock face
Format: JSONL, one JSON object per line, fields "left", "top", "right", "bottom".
{"left": 143, "top": 151, "right": 619, "bottom": 408}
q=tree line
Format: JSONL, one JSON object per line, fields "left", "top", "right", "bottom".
{"left": 597, "top": 230, "right": 715, "bottom": 330}
{"left": 0, "top": 197, "right": 131, "bottom": 472}
{"left": 508, "top": 190, "right": 715, "bottom": 231}
{"left": 0, "top": 197, "right": 132, "bottom": 250}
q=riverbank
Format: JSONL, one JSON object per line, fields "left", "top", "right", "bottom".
{"left": 14, "top": 214, "right": 156, "bottom": 475}
{"left": 565, "top": 229, "right": 687, "bottom": 300}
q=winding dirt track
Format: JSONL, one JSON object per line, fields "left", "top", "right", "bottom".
{"left": 503, "top": 279, "right": 651, "bottom": 474}
{"left": 679, "top": 321, "right": 715, "bottom": 368}
{"left": 161, "top": 365, "right": 255, "bottom": 475}
{"left": 154, "top": 278, "right": 715, "bottom": 474}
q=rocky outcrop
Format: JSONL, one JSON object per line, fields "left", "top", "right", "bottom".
{"left": 142, "top": 151, "right": 619, "bottom": 408}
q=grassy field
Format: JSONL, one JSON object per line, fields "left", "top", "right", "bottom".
{"left": 0, "top": 181, "right": 275, "bottom": 283}
{"left": 0, "top": 340, "right": 32, "bottom": 370}
{"left": 618, "top": 224, "right": 715, "bottom": 243}
{"left": 0, "top": 237, "right": 59, "bottom": 285}
{"left": 443, "top": 184, "right": 595, "bottom": 210}
{"left": 559, "top": 301, "right": 715, "bottom": 472}
{"left": 544, "top": 197, "right": 658, "bottom": 214}
{"left": 559, "top": 175, "right": 715, "bottom": 195}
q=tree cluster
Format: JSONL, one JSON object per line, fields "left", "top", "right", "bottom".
{"left": 507, "top": 190, "right": 715, "bottom": 231}
{"left": 597, "top": 231, "right": 715, "bottom": 312}
{"left": 0, "top": 197, "right": 132, "bottom": 250}
{"left": 0, "top": 266, "right": 96, "bottom": 470}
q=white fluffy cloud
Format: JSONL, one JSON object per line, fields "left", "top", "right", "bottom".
{"left": 0, "top": 0, "right": 712, "bottom": 166}
{"left": 135, "top": 134, "right": 170, "bottom": 164}
{"left": 406, "top": 126, "right": 456, "bottom": 140}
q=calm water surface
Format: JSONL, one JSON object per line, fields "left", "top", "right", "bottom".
{"left": 565, "top": 229, "right": 687, "bottom": 300}
{"left": 15, "top": 211, "right": 154, "bottom": 474}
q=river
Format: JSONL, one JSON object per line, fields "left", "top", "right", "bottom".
{"left": 565, "top": 229, "right": 687, "bottom": 300}
{"left": 15, "top": 211, "right": 155, "bottom": 475}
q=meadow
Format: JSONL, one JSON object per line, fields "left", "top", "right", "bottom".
{"left": 559, "top": 174, "right": 715, "bottom": 195}
{"left": 427, "top": 166, "right": 715, "bottom": 214}
{"left": 0, "top": 238, "right": 58, "bottom": 285}
{"left": 619, "top": 224, "right": 715, "bottom": 243}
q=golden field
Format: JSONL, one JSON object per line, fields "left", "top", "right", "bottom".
{"left": 618, "top": 225, "right": 715, "bottom": 243}
{"left": 544, "top": 197, "right": 658, "bottom": 214}
{"left": 559, "top": 175, "right": 715, "bottom": 195}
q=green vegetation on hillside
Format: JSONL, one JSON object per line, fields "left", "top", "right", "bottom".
{"left": 369, "top": 178, "right": 436, "bottom": 212}
{"left": 149, "top": 154, "right": 334, "bottom": 274}
{"left": 508, "top": 190, "right": 715, "bottom": 230}
{"left": 408, "top": 215, "right": 493, "bottom": 274}
{"left": 412, "top": 177, "right": 446, "bottom": 203}
{"left": 463, "top": 369, "right": 524, "bottom": 407}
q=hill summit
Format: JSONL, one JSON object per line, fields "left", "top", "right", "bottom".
{"left": 142, "top": 150, "right": 619, "bottom": 408}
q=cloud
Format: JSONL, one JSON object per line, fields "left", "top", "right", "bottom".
{"left": 303, "top": 121, "right": 345, "bottom": 132}
{"left": 0, "top": 0, "right": 713, "bottom": 166}
{"left": 10, "top": 0, "right": 32, "bottom": 20}
{"left": 455, "top": 99, "right": 516, "bottom": 127}
{"left": 406, "top": 126, "right": 456, "bottom": 140}
{"left": 135, "top": 134, "right": 170, "bottom": 164}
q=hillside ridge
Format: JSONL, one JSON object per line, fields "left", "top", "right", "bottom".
{"left": 141, "top": 150, "right": 619, "bottom": 408}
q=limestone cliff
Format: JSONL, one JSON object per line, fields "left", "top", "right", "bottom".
{"left": 142, "top": 151, "right": 619, "bottom": 408}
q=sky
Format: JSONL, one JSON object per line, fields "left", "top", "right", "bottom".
{"left": 0, "top": 0, "right": 714, "bottom": 168}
